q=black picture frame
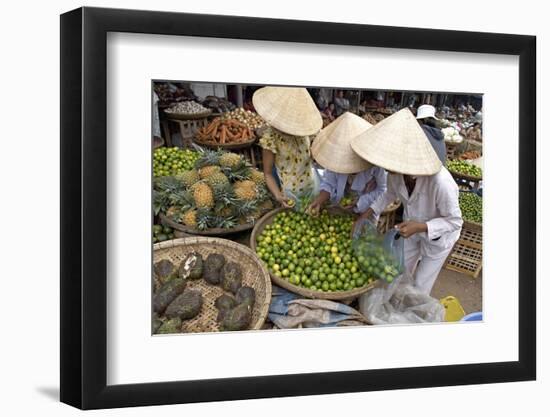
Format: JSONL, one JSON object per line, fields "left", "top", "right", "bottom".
{"left": 60, "top": 6, "right": 536, "bottom": 410}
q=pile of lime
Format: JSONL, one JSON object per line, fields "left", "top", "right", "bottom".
{"left": 447, "top": 159, "right": 482, "bottom": 178}
{"left": 153, "top": 224, "right": 174, "bottom": 243}
{"left": 255, "top": 210, "right": 375, "bottom": 293}
{"left": 153, "top": 147, "right": 199, "bottom": 177}
{"left": 459, "top": 192, "right": 482, "bottom": 223}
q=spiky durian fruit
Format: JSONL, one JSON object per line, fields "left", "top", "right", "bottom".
{"left": 205, "top": 171, "right": 229, "bottom": 189}
{"left": 177, "top": 170, "right": 200, "bottom": 188}
{"left": 198, "top": 165, "right": 221, "bottom": 179}
{"left": 181, "top": 209, "right": 197, "bottom": 227}
{"left": 249, "top": 168, "right": 266, "bottom": 186}
{"left": 192, "top": 182, "right": 215, "bottom": 209}
{"left": 219, "top": 152, "right": 242, "bottom": 168}
{"left": 233, "top": 180, "right": 258, "bottom": 201}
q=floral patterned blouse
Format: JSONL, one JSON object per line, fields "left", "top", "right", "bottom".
{"left": 259, "top": 127, "right": 317, "bottom": 196}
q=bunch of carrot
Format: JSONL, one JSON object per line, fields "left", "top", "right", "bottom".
{"left": 196, "top": 118, "right": 255, "bottom": 144}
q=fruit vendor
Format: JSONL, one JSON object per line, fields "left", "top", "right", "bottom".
{"left": 253, "top": 86, "right": 323, "bottom": 208}
{"left": 308, "top": 112, "right": 387, "bottom": 215}
{"left": 351, "top": 108, "right": 463, "bottom": 295}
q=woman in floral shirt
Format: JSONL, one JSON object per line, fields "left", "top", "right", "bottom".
{"left": 252, "top": 87, "right": 323, "bottom": 207}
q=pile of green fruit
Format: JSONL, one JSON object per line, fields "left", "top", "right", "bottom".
{"left": 459, "top": 192, "right": 483, "bottom": 223}
{"left": 153, "top": 146, "right": 200, "bottom": 177}
{"left": 352, "top": 224, "right": 402, "bottom": 283}
{"left": 447, "top": 159, "right": 483, "bottom": 178}
{"left": 153, "top": 149, "right": 273, "bottom": 231}
{"left": 255, "top": 210, "right": 376, "bottom": 293}
{"left": 339, "top": 194, "right": 356, "bottom": 208}
{"left": 153, "top": 224, "right": 174, "bottom": 243}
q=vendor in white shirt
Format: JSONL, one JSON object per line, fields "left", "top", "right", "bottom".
{"left": 308, "top": 112, "right": 387, "bottom": 215}
{"left": 350, "top": 108, "right": 463, "bottom": 295}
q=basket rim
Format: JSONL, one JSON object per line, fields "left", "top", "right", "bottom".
{"left": 153, "top": 237, "right": 272, "bottom": 331}
{"left": 192, "top": 136, "right": 257, "bottom": 150}
{"left": 159, "top": 213, "right": 257, "bottom": 236}
{"left": 250, "top": 207, "right": 379, "bottom": 300}
{"left": 165, "top": 109, "right": 212, "bottom": 120}
{"left": 448, "top": 168, "right": 482, "bottom": 182}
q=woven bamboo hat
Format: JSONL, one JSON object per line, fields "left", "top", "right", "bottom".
{"left": 350, "top": 108, "right": 442, "bottom": 176}
{"left": 252, "top": 87, "right": 323, "bottom": 136}
{"left": 311, "top": 112, "right": 373, "bottom": 174}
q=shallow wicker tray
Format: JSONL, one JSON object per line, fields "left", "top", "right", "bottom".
{"left": 164, "top": 109, "right": 212, "bottom": 120}
{"left": 153, "top": 237, "right": 271, "bottom": 332}
{"left": 160, "top": 213, "right": 257, "bottom": 236}
{"left": 192, "top": 136, "right": 257, "bottom": 150}
{"left": 448, "top": 169, "right": 482, "bottom": 182}
{"left": 250, "top": 208, "right": 378, "bottom": 300}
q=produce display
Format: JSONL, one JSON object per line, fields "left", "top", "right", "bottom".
{"left": 459, "top": 150, "right": 481, "bottom": 160}
{"left": 196, "top": 117, "right": 255, "bottom": 145}
{"left": 153, "top": 150, "right": 273, "bottom": 230}
{"left": 221, "top": 107, "right": 266, "bottom": 129}
{"left": 154, "top": 82, "right": 197, "bottom": 107}
{"left": 255, "top": 210, "right": 376, "bottom": 293}
{"left": 447, "top": 159, "right": 483, "bottom": 178}
{"left": 363, "top": 112, "right": 386, "bottom": 125}
{"left": 153, "top": 224, "right": 175, "bottom": 243}
{"left": 153, "top": 147, "right": 200, "bottom": 177}
{"left": 459, "top": 192, "right": 483, "bottom": 224}
{"left": 165, "top": 100, "right": 209, "bottom": 116}
{"left": 442, "top": 126, "right": 463, "bottom": 143}
{"left": 152, "top": 251, "right": 257, "bottom": 333}
{"left": 201, "top": 95, "right": 236, "bottom": 113}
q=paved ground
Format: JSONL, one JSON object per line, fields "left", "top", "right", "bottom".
{"left": 432, "top": 268, "right": 482, "bottom": 315}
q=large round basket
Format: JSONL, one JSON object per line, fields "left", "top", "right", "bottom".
{"left": 159, "top": 213, "right": 258, "bottom": 236}
{"left": 192, "top": 136, "right": 257, "bottom": 150}
{"left": 250, "top": 208, "right": 379, "bottom": 301}
{"left": 164, "top": 109, "right": 213, "bottom": 120}
{"left": 448, "top": 169, "right": 482, "bottom": 183}
{"left": 153, "top": 237, "right": 271, "bottom": 332}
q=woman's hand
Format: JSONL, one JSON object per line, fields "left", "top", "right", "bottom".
{"left": 394, "top": 221, "right": 427, "bottom": 238}
{"left": 276, "top": 193, "right": 293, "bottom": 209}
{"left": 307, "top": 198, "right": 323, "bottom": 216}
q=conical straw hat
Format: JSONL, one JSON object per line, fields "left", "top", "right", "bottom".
{"left": 350, "top": 108, "right": 442, "bottom": 176}
{"left": 311, "top": 112, "right": 373, "bottom": 174}
{"left": 253, "top": 87, "right": 323, "bottom": 136}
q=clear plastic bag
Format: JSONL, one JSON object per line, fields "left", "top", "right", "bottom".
{"left": 352, "top": 220, "right": 404, "bottom": 283}
{"left": 359, "top": 274, "right": 445, "bottom": 325}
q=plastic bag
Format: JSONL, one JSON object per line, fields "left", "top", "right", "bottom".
{"left": 352, "top": 220, "right": 404, "bottom": 283}
{"left": 359, "top": 274, "right": 445, "bottom": 325}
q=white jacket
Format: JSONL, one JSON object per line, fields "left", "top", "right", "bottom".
{"left": 370, "top": 168, "right": 463, "bottom": 257}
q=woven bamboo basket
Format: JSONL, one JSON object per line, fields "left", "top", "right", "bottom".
{"left": 153, "top": 237, "right": 271, "bottom": 332}
{"left": 250, "top": 208, "right": 379, "bottom": 300}
{"left": 192, "top": 136, "right": 257, "bottom": 150}
{"left": 159, "top": 213, "right": 257, "bottom": 236}
{"left": 448, "top": 168, "right": 482, "bottom": 183}
{"left": 164, "top": 109, "right": 212, "bottom": 120}
{"left": 445, "top": 220, "right": 483, "bottom": 278}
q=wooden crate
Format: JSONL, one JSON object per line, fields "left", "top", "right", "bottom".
{"left": 168, "top": 117, "right": 210, "bottom": 147}
{"left": 445, "top": 220, "right": 482, "bottom": 278}
{"left": 377, "top": 200, "right": 401, "bottom": 234}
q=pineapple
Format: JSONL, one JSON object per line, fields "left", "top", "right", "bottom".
{"left": 165, "top": 206, "right": 181, "bottom": 220}
{"left": 219, "top": 152, "right": 242, "bottom": 168}
{"left": 177, "top": 170, "right": 200, "bottom": 187}
{"left": 205, "top": 171, "right": 229, "bottom": 189}
{"left": 192, "top": 182, "right": 215, "bottom": 209}
{"left": 233, "top": 180, "right": 258, "bottom": 201}
{"left": 198, "top": 165, "right": 221, "bottom": 179}
{"left": 181, "top": 209, "right": 197, "bottom": 227}
{"left": 259, "top": 199, "right": 274, "bottom": 211}
{"left": 219, "top": 206, "right": 234, "bottom": 218}
{"left": 194, "top": 149, "right": 222, "bottom": 169}
{"left": 249, "top": 168, "right": 266, "bottom": 186}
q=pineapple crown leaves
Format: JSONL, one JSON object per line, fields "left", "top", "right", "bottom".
{"left": 153, "top": 176, "right": 184, "bottom": 193}
{"left": 168, "top": 189, "right": 194, "bottom": 210}
{"left": 194, "top": 149, "right": 223, "bottom": 169}
{"left": 153, "top": 190, "right": 172, "bottom": 216}
{"left": 221, "top": 162, "right": 252, "bottom": 182}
